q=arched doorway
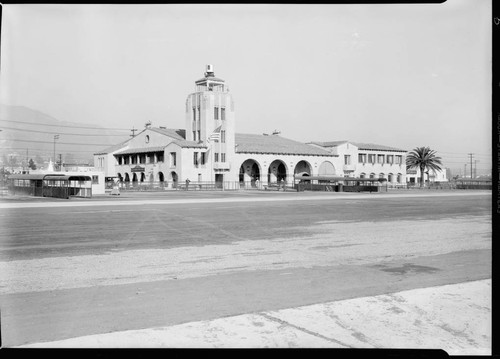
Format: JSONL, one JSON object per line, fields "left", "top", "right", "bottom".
{"left": 170, "top": 171, "right": 178, "bottom": 188}
{"left": 388, "top": 173, "right": 394, "bottom": 183}
{"left": 268, "top": 160, "right": 287, "bottom": 184}
{"left": 124, "top": 173, "right": 130, "bottom": 188}
{"left": 397, "top": 173, "right": 402, "bottom": 184}
{"left": 239, "top": 159, "right": 261, "bottom": 188}
{"left": 140, "top": 173, "right": 146, "bottom": 182}
{"left": 318, "top": 161, "right": 335, "bottom": 176}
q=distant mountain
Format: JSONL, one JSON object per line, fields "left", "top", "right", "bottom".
{"left": 0, "top": 105, "right": 130, "bottom": 166}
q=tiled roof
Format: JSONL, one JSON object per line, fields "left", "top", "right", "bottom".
{"left": 172, "top": 140, "right": 207, "bottom": 149}
{"left": 195, "top": 77, "right": 225, "bottom": 83}
{"left": 94, "top": 140, "right": 130, "bottom": 155}
{"left": 308, "top": 140, "right": 407, "bottom": 152}
{"left": 114, "top": 146, "right": 166, "bottom": 155}
{"left": 308, "top": 140, "right": 349, "bottom": 147}
{"left": 149, "top": 127, "right": 185, "bottom": 140}
{"left": 351, "top": 142, "right": 407, "bottom": 152}
{"left": 235, "top": 134, "right": 333, "bottom": 156}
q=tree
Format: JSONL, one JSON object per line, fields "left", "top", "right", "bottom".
{"left": 28, "top": 158, "right": 37, "bottom": 170}
{"left": 406, "top": 147, "right": 443, "bottom": 187}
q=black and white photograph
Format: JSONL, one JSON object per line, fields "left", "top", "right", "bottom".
{"left": 0, "top": 1, "right": 493, "bottom": 355}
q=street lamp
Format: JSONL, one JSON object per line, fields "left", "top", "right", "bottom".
{"left": 53, "top": 135, "right": 59, "bottom": 169}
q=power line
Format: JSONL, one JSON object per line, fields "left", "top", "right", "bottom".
{"left": 6, "top": 139, "right": 113, "bottom": 146}
{"left": 0, "top": 147, "right": 97, "bottom": 153}
{"left": 437, "top": 151, "right": 491, "bottom": 157}
{"left": 0, "top": 126, "right": 130, "bottom": 137}
{"left": 0, "top": 118, "right": 130, "bottom": 131}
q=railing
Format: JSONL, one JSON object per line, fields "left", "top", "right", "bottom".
{"left": 112, "top": 180, "right": 282, "bottom": 192}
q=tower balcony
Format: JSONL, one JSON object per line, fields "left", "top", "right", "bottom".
{"left": 214, "top": 162, "right": 231, "bottom": 170}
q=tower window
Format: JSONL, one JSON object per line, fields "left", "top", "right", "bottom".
{"left": 221, "top": 130, "right": 226, "bottom": 143}
{"left": 221, "top": 108, "right": 226, "bottom": 121}
{"left": 214, "top": 107, "right": 219, "bottom": 120}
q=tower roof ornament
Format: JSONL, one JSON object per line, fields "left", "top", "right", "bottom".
{"left": 204, "top": 64, "right": 214, "bottom": 78}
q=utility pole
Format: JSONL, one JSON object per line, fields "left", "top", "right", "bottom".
{"left": 468, "top": 153, "right": 474, "bottom": 179}
{"left": 59, "top": 154, "right": 63, "bottom": 171}
{"left": 130, "top": 127, "right": 137, "bottom": 138}
{"left": 53, "top": 134, "right": 59, "bottom": 165}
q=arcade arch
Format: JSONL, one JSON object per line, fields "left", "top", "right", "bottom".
{"left": 294, "top": 160, "right": 312, "bottom": 176}
{"left": 268, "top": 160, "right": 287, "bottom": 184}
{"left": 239, "top": 159, "right": 261, "bottom": 187}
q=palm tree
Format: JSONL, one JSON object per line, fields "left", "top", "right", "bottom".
{"left": 406, "top": 147, "right": 443, "bottom": 187}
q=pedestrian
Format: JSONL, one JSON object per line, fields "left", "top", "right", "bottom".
{"left": 185, "top": 178, "right": 190, "bottom": 191}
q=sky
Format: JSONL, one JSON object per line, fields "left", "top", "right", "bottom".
{"left": 0, "top": 1, "right": 492, "bottom": 175}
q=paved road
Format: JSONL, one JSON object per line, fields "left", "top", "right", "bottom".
{"left": 0, "top": 191, "right": 492, "bottom": 348}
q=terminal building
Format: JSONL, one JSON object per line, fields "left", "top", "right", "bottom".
{"left": 94, "top": 65, "right": 409, "bottom": 189}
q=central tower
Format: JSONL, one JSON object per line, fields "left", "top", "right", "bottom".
{"left": 185, "top": 65, "right": 235, "bottom": 177}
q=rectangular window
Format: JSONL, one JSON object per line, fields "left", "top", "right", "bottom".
{"left": 170, "top": 152, "right": 176, "bottom": 167}
{"left": 221, "top": 130, "right": 226, "bottom": 143}
{"left": 92, "top": 175, "right": 99, "bottom": 184}
{"left": 387, "top": 155, "right": 394, "bottom": 164}
{"left": 197, "top": 130, "right": 200, "bottom": 141}
{"left": 221, "top": 107, "right": 226, "bottom": 121}
{"left": 193, "top": 108, "right": 196, "bottom": 121}
{"left": 193, "top": 152, "right": 198, "bottom": 165}
{"left": 193, "top": 131, "right": 196, "bottom": 141}
{"left": 344, "top": 155, "right": 351, "bottom": 165}
{"left": 197, "top": 107, "right": 200, "bottom": 122}
{"left": 214, "top": 107, "right": 219, "bottom": 120}
{"left": 395, "top": 155, "right": 402, "bottom": 164}
{"left": 358, "top": 153, "right": 367, "bottom": 163}
{"left": 368, "top": 154, "right": 375, "bottom": 164}
{"left": 214, "top": 153, "right": 219, "bottom": 162}
{"left": 201, "top": 152, "right": 206, "bottom": 165}
{"left": 157, "top": 152, "right": 164, "bottom": 162}
{"left": 221, "top": 153, "right": 226, "bottom": 162}
{"left": 377, "top": 154, "right": 385, "bottom": 164}
{"left": 140, "top": 154, "right": 146, "bottom": 164}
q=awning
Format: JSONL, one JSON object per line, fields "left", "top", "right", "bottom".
{"left": 8, "top": 174, "right": 91, "bottom": 181}
{"left": 294, "top": 175, "right": 387, "bottom": 182}
{"left": 114, "top": 146, "right": 165, "bottom": 155}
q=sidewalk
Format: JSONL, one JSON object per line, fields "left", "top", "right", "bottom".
{"left": 18, "top": 279, "right": 491, "bottom": 355}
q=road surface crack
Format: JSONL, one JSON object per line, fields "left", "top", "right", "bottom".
{"left": 258, "top": 312, "right": 352, "bottom": 348}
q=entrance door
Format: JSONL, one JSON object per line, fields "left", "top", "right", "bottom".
{"left": 215, "top": 174, "right": 223, "bottom": 189}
